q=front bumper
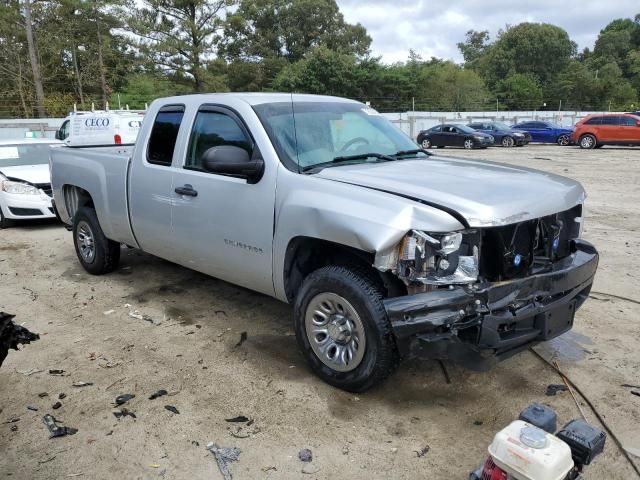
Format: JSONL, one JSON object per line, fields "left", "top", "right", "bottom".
{"left": 0, "top": 191, "right": 56, "bottom": 220}
{"left": 384, "top": 240, "right": 598, "bottom": 370}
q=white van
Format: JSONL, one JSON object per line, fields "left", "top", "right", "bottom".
{"left": 55, "top": 110, "right": 145, "bottom": 146}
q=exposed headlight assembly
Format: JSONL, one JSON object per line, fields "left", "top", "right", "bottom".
{"left": 376, "top": 230, "right": 480, "bottom": 285}
{"left": 1, "top": 180, "right": 40, "bottom": 195}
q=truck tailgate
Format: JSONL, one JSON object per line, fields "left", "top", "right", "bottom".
{"left": 50, "top": 146, "right": 138, "bottom": 247}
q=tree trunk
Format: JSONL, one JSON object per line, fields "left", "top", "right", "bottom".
{"left": 23, "top": 0, "right": 45, "bottom": 117}
{"left": 72, "top": 44, "right": 85, "bottom": 107}
{"left": 16, "top": 59, "right": 30, "bottom": 118}
{"left": 96, "top": 19, "right": 108, "bottom": 107}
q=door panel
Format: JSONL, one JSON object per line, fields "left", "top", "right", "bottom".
{"left": 129, "top": 105, "right": 185, "bottom": 260}
{"left": 170, "top": 106, "right": 276, "bottom": 295}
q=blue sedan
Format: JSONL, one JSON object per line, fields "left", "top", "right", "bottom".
{"left": 511, "top": 121, "right": 573, "bottom": 146}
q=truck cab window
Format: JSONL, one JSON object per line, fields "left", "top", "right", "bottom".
{"left": 147, "top": 106, "right": 185, "bottom": 166}
{"left": 186, "top": 110, "right": 252, "bottom": 170}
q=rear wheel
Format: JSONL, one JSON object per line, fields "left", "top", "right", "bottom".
{"left": 557, "top": 134, "right": 570, "bottom": 146}
{"left": 463, "top": 139, "right": 475, "bottom": 149}
{"left": 73, "top": 206, "right": 120, "bottom": 275}
{"left": 294, "top": 265, "right": 398, "bottom": 392}
{"left": 420, "top": 138, "right": 431, "bottom": 149}
{"left": 579, "top": 134, "right": 596, "bottom": 149}
{"left": 501, "top": 136, "right": 515, "bottom": 148}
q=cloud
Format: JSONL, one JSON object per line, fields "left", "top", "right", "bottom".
{"left": 337, "top": 0, "right": 639, "bottom": 63}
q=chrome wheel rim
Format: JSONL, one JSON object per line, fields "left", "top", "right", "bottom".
{"left": 581, "top": 136, "right": 594, "bottom": 148}
{"left": 421, "top": 139, "right": 431, "bottom": 148}
{"left": 77, "top": 221, "right": 96, "bottom": 263}
{"left": 558, "top": 135, "right": 569, "bottom": 146}
{"left": 502, "top": 137, "right": 513, "bottom": 147}
{"left": 464, "top": 139, "right": 473, "bottom": 149}
{"left": 305, "top": 292, "right": 366, "bottom": 372}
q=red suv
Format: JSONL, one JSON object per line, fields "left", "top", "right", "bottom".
{"left": 572, "top": 113, "right": 640, "bottom": 149}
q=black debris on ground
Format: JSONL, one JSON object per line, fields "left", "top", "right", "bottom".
{"left": 38, "top": 392, "right": 48, "bottom": 398}
{"left": 414, "top": 446, "right": 430, "bottom": 457}
{"left": 234, "top": 332, "right": 248, "bottom": 348}
{"left": 27, "top": 405, "right": 38, "bottom": 411}
{"left": 113, "top": 408, "right": 136, "bottom": 419}
{"left": 473, "top": 420, "right": 483, "bottom": 426}
{"left": 546, "top": 384, "right": 569, "bottom": 396}
{"left": 49, "top": 369, "right": 65, "bottom": 375}
{"left": 52, "top": 402, "right": 62, "bottom": 410}
{"left": 298, "top": 448, "right": 313, "bottom": 462}
{"left": 58, "top": 393, "right": 66, "bottom": 400}
{"left": 631, "top": 391, "right": 640, "bottom": 398}
{"left": 42, "top": 414, "right": 78, "bottom": 438}
{"left": 149, "top": 389, "right": 168, "bottom": 400}
{"left": 114, "top": 394, "right": 135, "bottom": 406}
{"left": 10, "top": 425, "right": 18, "bottom": 432}
{"left": 164, "top": 405, "right": 179, "bottom": 415}
{"left": 206, "top": 443, "right": 241, "bottom": 480}
{"left": 225, "top": 416, "right": 250, "bottom": 423}
{"left": 0, "top": 312, "right": 39, "bottom": 367}
{"left": 622, "top": 384, "right": 640, "bottom": 389}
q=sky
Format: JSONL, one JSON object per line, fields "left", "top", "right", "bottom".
{"left": 336, "top": 1, "right": 639, "bottom": 64}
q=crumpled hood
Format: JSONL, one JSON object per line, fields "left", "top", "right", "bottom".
{"left": 315, "top": 157, "right": 585, "bottom": 227}
{"left": 0, "top": 164, "right": 51, "bottom": 185}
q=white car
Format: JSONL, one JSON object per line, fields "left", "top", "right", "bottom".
{"left": 0, "top": 138, "right": 62, "bottom": 228}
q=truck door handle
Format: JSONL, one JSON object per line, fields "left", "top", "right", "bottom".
{"left": 174, "top": 184, "right": 198, "bottom": 197}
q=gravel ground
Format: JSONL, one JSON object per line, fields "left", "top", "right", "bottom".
{"left": 0, "top": 144, "right": 639, "bottom": 479}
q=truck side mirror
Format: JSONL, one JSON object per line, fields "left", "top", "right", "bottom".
{"left": 201, "top": 145, "right": 264, "bottom": 184}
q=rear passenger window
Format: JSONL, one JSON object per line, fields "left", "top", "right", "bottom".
{"left": 186, "top": 109, "right": 252, "bottom": 170}
{"left": 147, "top": 105, "right": 185, "bottom": 166}
{"left": 620, "top": 116, "right": 637, "bottom": 126}
{"left": 602, "top": 116, "right": 621, "bottom": 125}
{"left": 584, "top": 117, "right": 602, "bottom": 125}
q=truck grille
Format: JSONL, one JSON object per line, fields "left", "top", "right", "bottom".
{"left": 479, "top": 204, "right": 582, "bottom": 281}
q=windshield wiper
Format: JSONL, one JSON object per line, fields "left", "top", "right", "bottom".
{"left": 301, "top": 152, "right": 396, "bottom": 172}
{"left": 392, "top": 148, "right": 432, "bottom": 157}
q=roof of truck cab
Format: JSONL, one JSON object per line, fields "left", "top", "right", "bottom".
{"left": 153, "top": 92, "right": 362, "bottom": 106}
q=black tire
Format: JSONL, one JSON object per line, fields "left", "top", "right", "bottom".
{"left": 420, "top": 137, "right": 431, "bottom": 149}
{"left": 579, "top": 134, "right": 597, "bottom": 149}
{"left": 557, "top": 134, "right": 570, "bottom": 146}
{"left": 0, "top": 208, "right": 12, "bottom": 229}
{"left": 501, "top": 136, "right": 515, "bottom": 148}
{"left": 294, "top": 265, "right": 398, "bottom": 392}
{"left": 72, "top": 206, "right": 120, "bottom": 275}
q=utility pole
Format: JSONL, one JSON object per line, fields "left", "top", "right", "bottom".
{"left": 23, "top": 0, "right": 46, "bottom": 117}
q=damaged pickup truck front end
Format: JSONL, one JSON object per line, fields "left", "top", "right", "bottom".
{"left": 376, "top": 204, "right": 598, "bottom": 369}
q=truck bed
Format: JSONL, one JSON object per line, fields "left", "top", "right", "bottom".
{"left": 50, "top": 145, "right": 138, "bottom": 247}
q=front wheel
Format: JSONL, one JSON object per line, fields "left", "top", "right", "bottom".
{"left": 0, "top": 208, "right": 12, "bottom": 229}
{"left": 73, "top": 206, "right": 121, "bottom": 275}
{"left": 294, "top": 265, "right": 398, "bottom": 392}
{"left": 420, "top": 138, "right": 431, "bottom": 149}
{"left": 463, "top": 139, "right": 475, "bottom": 149}
{"left": 557, "top": 134, "right": 570, "bottom": 146}
{"left": 579, "top": 134, "right": 596, "bottom": 149}
{"left": 501, "top": 136, "right": 515, "bottom": 148}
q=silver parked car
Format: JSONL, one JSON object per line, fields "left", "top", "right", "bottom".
{"left": 50, "top": 94, "right": 598, "bottom": 391}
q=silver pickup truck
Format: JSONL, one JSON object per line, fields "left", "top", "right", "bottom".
{"left": 51, "top": 93, "right": 598, "bottom": 392}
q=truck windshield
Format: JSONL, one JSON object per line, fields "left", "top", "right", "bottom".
{"left": 0, "top": 143, "right": 58, "bottom": 168}
{"left": 253, "top": 101, "right": 423, "bottom": 172}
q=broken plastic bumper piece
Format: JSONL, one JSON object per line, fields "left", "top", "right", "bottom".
{"left": 384, "top": 240, "right": 598, "bottom": 369}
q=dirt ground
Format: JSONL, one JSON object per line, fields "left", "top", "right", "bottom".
{"left": 1, "top": 144, "right": 639, "bottom": 480}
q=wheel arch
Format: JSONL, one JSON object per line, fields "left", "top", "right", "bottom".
{"left": 282, "top": 236, "right": 405, "bottom": 304}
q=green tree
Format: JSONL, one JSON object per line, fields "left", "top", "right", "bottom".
{"left": 480, "top": 23, "right": 576, "bottom": 91}
{"left": 220, "top": 0, "right": 370, "bottom": 89}
{"left": 127, "top": 0, "right": 232, "bottom": 92}
{"left": 457, "top": 30, "right": 490, "bottom": 69}
{"left": 495, "top": 73, "right": 543, "bottom": 110}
